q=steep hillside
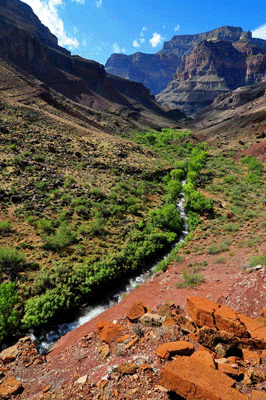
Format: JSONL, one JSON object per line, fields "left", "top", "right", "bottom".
{"left": 0, "top": 0, "right": 181, "bottom": 131}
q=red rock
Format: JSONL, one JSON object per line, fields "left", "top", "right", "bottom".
{"left": 117, "top": 334, "right": 131, "bottom": 343}
{"left": 126, "top": 300, "right": 147, "bottom": 322}
{"left": 160, "top": 356, "right": 247, "bottom": 400}
{"left": 238, "top": 313, "right": 266, "bottom": 346}
{"left": 242, "top": 349, "right": 260, "bottom": 364}
{"left": 98, "top": 344, "right": 110, "bottom": 360}
{"left": 96, "top": 321, "right": 124, "bottom": 343}
{"left": 190, "top": 349, "right": 215, "bottom": 369}
{"left": 0, "top": 376, "right": 23, "bottom": 398}
{"left": 187, "top": 296, "right": 218, "bottom": 328}
{"left": 214, "top": 305, "right": 248, "bottom": 338}
{"left": 217, "top": 363, "right": 244, "bottom": 379}
{"left": 0, "top": 345, "right": 18, "bottom": 363}
{"left": 124, "top": 336, "right": 138, "bottom": 350}
{"left": 252, "top": 390, "right": 266, "bottom": 399}
{"left": 118, "top": 363, "right": 137, "bottom": 375}
{"left": 158, "top": 302, "right": 173, "bottom": 317}
{"left": 156, "top": 341, "right": 194, "bottom": 361}
{"left": 139, "top": 363, "right": 153, "bottom": 371}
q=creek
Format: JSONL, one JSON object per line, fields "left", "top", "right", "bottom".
{"left": 30, "top": 183, "right": 188, "bottom": 354}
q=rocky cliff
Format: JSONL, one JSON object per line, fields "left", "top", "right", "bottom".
{"left": 105, "top": 26, "right": 266, "bottom": 115}
{"left": 0, "top": 0, "right": 181, "bottom": 130}
{"left": 105, "top": 26, "right": 253, "bottom": 96}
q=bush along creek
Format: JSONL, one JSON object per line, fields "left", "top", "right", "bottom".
{"left": 0, "top": 129, "right": 213, "bottom": 351}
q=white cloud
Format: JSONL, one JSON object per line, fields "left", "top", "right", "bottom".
{"left": 252, "top": 24, "right": 266, "bottom": 39}
{"left": 174, "top": 24, "right": 180, "bottom": 32}
{"left": 96, "top": 0, "right": 102, "bottom": 7}
{"left": 22, "top": 0, "right": 79, "bottom": 49}
{"left": 122, "top": 47, "right": 126, "bottom": 53}
{"left": 141, "top": 26, "right": 147, "bottom": 37}
{"left": 149, "top": 32, "right": 165, "bottom": 47}
{"left": 113, "top": 43, "right": 120, "bottom": 53}
{"left": 72, "top": 0, "right": 85, "bottom": 4}
{"left": 140, "top": 37, "right": 145, "bottom": 44}
{"left": 82, "top": 38, "right": 87, "bottom": 46}
{"left": 133, "top": 39, "right": 140, "bottom": 48}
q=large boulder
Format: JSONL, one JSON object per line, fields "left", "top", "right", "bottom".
{"left": 160, "top": 356, "right": 247, "bottom": 399}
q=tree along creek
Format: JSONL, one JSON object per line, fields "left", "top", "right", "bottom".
{"left": 30, "top": 183, "right": 189, "bottom": 354}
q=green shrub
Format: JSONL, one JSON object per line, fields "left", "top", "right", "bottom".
{"left": 149, "top": 204, "right": 182, "bottom": 232}
{"left": 187, "top": 211, "right": 201, "bottom": 231}
{"left": 207, "top": 240, "right": 231, "bottom": 255}
{"left": 89, "top": 218, "right": 105, "bottom": 236}
{"left": 183, "top": 182, "right": 213, "bottom": 214}
{"left": 42, "top": 222, "right": 77, "bottom": 252}
{"left": 22, "top": 286, "right": 73, "bottom": 328}
{"left": 0, "top": 282, "right": 19, "bottom": 341}
{"left": 170, "top": 169, "right": 185, "bottom": 180}
{"left": 165, "top": 180, "right": 182, "bottom": 203}
{"left": 222, "top": 223, "right": 239, "bottom": 232}
{"left": 175, "top": 270, "right": 205, "bottom": 288}
{"left": 35, "top": 181, "right": 48, "bottom": 192}
{"left": 0, "top": 221, "right": 13, "bottom": 235}
{"left": 247, "top": 255, "right": 266, "bottom": 268}
{"left": 38, "top": 218, "right": 59, "bottom": 233}
{"left": 241, "top": 155, "right": 263, "bottom": 175}
{"left": 0, "top": 248, "right": 25, "bottom": 279}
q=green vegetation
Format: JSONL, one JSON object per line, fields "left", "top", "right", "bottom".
{"left": 0, "top": 121, "right": 217, "bottom": 338}
{"left": 0, "top": 248, "right": 25, "bottom": 280}
{"left": 0, "top": 282, "right": 19, "bottom": 341}
{"left": 247, "top": 255, "right": 266, "bottom": 268}
{"left": 175, "top": 270, "right": 205, "bottom": 288}
{"left": 0, "top": 221, "right": 13, "bottom": 235}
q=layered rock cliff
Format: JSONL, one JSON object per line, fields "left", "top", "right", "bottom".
{"left": 106, "top": 26, "right": 266, "bottom": 115}
{"left": 105, "top": 26, "right": 253, "bottom": 96}
{"left": 157, "top": 36, "right": 266, "bottom": 115}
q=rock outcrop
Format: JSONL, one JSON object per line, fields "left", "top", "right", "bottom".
{"left": 157, "top": 37, "right": 266, "bottom": 115}
{"left": 106, "top": 26, "right": 266, "bottom": 115}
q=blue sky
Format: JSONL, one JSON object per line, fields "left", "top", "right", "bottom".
{"left": 22, "top": 0, "right": 266, "bottom": 65}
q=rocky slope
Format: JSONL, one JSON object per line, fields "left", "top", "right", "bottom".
{"left": 3, "top": 291, "right": 266, "bottom": 399}
{"left": 0, "top": 0, "right": 181, "bottom": 131}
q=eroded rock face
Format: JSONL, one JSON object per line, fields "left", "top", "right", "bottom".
{"left": 106, "top": 26, "right": 252, "bottom": 97}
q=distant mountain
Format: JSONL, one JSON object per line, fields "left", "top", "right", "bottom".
{"left": 0, "top": 0, "right": 182, "bottom": 132}
{"left": 105, "top": 26, "right": 266, "bottom": 115}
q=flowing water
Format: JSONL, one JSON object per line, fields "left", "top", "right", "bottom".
{"left": 30, "top": 183, "right": 188, "bottom": 354}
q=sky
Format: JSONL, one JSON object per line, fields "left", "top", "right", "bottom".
{"left": 22, "top": 0, "right": 266, "bottom": 66}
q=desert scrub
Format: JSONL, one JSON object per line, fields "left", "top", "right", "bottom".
{"left": 175, "top": 270, "right": 205, "bottom": 288}
{"left": 247, "top": 255, "right": 266, "bottom": 268}
{"left": 207, "top": 239, "right": 232, "bottom": 255}
{"left": 0, "top": 247, "right": 25, "bottom": 280}
{"left": 42, "top": 221, "right": 77, "bottom": 252}
{"left": 0, "top": 221, "right": 13, "bottom": 235}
